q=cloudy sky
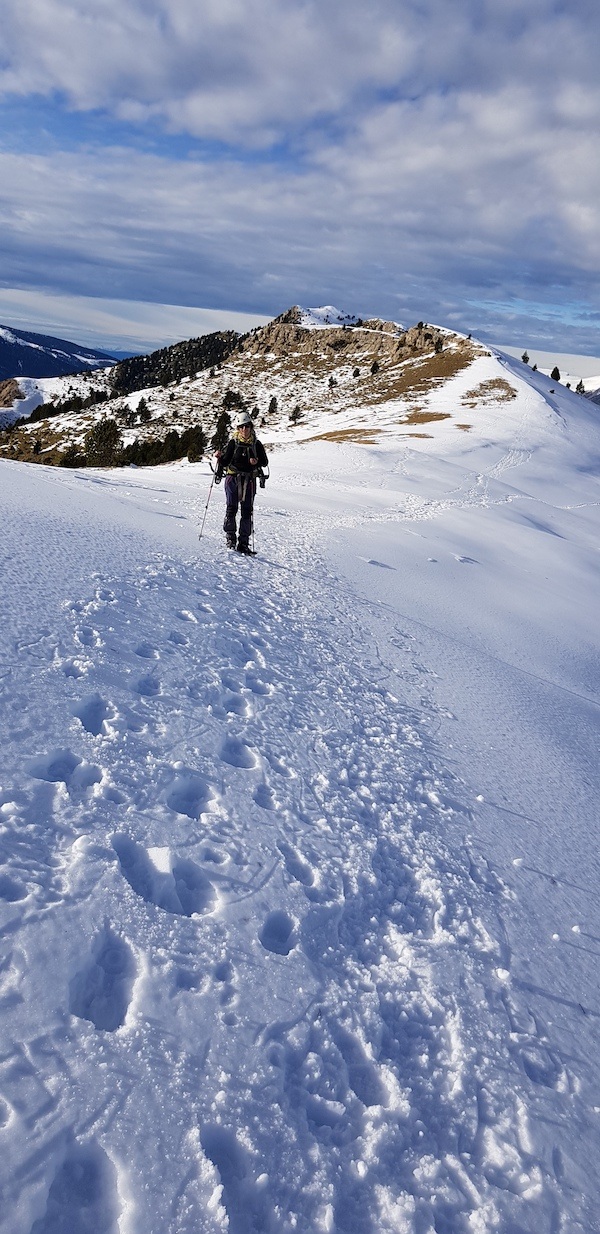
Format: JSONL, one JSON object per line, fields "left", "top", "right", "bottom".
{"left": 1, "top": 0, "right": 599, "bottom": 355}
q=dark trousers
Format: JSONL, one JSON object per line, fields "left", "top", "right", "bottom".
{"left": 224, "top": 474, "right": 255, "bottom": 545}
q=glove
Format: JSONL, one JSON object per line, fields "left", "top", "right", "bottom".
{"left": 259, "top": 475, "right": 266, "bottom": 488}
{"left": 214, "top": 468, "right": 223, "bottom": 484}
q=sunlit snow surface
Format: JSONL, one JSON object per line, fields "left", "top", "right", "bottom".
{"left": 1, "top": 369, "right": 599, "bottom": 1233}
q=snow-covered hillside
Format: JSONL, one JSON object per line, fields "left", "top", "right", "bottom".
{"left": 1, "top": 334, "right": 599, "bottom": 1233}
{"left": 0, "top": 324, "right": 116, "bottom": 383}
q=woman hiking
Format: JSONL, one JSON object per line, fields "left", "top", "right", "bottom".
{"left": 214, "top": 411, "right": 269, "bottom": 554}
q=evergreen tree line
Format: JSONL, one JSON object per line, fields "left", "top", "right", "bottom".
{"left": 60, "top": 420, "right": 207, "bottom": 468}
{"left": 110, "top": 331, "right": 243, "bottom": 396}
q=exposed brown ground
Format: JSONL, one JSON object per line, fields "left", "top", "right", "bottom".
{"left": 0, "top": 379, "right": 23, "bottom": 408}
{"left": 462, "top": 378, "right": 517, "bottom": 408}
{"left": 400, "top": 410, "right": 452, "bottom": 425}
{"left": 306, "top": 427, "right": 382, "bottom": 444}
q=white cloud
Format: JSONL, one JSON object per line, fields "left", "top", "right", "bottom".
{"left": 0, "top": 0, "right": 599, "bottom": 352}
{"left": 1, "top": 0, "right": 596, "bottom": 148}
{"left": 0, "top": 0, "right": 413, "bottom": 145}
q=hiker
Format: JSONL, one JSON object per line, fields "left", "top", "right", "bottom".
{"left": 214, "top": 412, "right": 269, "bottom": 554}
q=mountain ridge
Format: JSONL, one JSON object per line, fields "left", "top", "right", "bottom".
{"left": 0, "top": 323, "right": 117, "bottom": 383}
{"left": 0, "top": 305, "right": 597, "bottom": 467}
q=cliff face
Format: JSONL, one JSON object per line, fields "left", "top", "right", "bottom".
{"left": 0, "top": 378, "right": 23, "bottom": 408}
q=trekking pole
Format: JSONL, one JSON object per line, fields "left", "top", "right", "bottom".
{"left": 198, "top": 470, "right": 216, "bottom": 541}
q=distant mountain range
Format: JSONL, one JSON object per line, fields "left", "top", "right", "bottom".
{"left": 0, "top": 324, "right": 117, "bottom": 381}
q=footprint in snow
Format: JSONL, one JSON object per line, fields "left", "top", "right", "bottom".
{"left": 221, "top": 670, "right": 242, "bottom": 692}
{"left": 175, "top": 609, "right": 198, "bottom": 623}
{"left": 520, "top": 1046, "right": 566, "bottom": 1089}
{"left": 362, "top": 557, "right": 396, "bottom": 570}
{"left": 277, "top": 841, "right": 314, "bottom": 887}
{"left": 30, "top": 1139, "right": 121, "bottom": 1234}
{"left": 61, "top": 658, "right": 87, "bottom": 679}
{"left": 69, "top": 923, "right": 135, "bottom": 1031}
{"left": 27, "top": 749, "right": 102, "bottom": 791}
{"left": 213, "top": 958, "right": 239, "bottom": 1021}
{"left": 266, "top": 753, "right": 294, "bottom": 779}
{"left": 168, "top": 630, "right": 189, "bottom": 646}
{"left": 220, "top": 736, "right": 257, "bottom": 769}
{"left": 134, "top": 673, "right": 161, "bottom": 697}
{"left": 72, "top": 693, "right": 111, "bottom": 737}
{"left": 454, "top": 554, "right": 479, "bottom": 564}
{"left": 253, "top": 782, "right": 276, "bottom": 810}
{"left": 75, "top": 624, "right": 103, "bottom": 647}
{"left": 200, "top": 844, "right": 227, "bottom": 865}
{"left": 165, "top": 769, "right": 214, "bottom": 819}
{"left": 112, "top": 835, "right": 216, "bottom": 916}
{"left": 224, "top": 692, "right": 252, "bottom": 718}
{"left": 0, "top": 872, "right": 27, "bottom": 902}
{"left": 260, "top": 910, "right": 296, "bottom": 956}
{"left": 134, "top": 640, "right": 159, "bottom": 659}
{"left": 332, "top": 1024, "right": 388, "bottom": 1108}
{"left": 245, "top": 671, "right": 273, "bottom": 696}
{"left": 200, "top": 1126, "right": 270, "bottom": 1226}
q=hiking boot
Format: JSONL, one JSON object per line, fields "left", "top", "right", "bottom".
{"left": 226, "top": 534, "right": 236, "bottom": 549}
{"left": 237, "top": 541, "right": 253, "bottom": 555}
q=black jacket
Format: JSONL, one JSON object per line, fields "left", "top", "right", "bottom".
{"left": 220, "top": 434, "right": 268, "bottom": 476}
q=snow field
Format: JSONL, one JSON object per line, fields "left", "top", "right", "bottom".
{"left": 0, "top": 418, "right": 598, "bottom": 1231}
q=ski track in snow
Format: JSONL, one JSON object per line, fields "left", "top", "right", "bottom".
{"left": 0, "top": 482, "right": 594, "bottom": 1233}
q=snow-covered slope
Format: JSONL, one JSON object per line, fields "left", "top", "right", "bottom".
{"left": 0, "top": 324, "right": 116, "bottom": 382}
{"left": 1, "top": 355, "right": 599, "bottom": 1232}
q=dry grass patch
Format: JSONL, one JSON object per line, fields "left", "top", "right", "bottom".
{"left": 401, "top": 409, "right": 452, "bottom": 425}
{"left": 361, "top": 344, "right": 474, "bottom": 409}
{"left": 456, "top": 423, "right": 472, "bottom": 431}
{"left": 305, "top": 427, "right": 381, "bottom": 444}
{"left": 462, "top": 378, "right": 517, "bottom": 408}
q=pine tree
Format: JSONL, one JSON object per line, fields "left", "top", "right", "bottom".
{"left": 186, "top": 425, "right": 206, "bottom": 463}
{"left": 84, "top": 418, "right": 122, "bottom": 467}
{"left": 576, "top": 378, "right": 585, "bottom": 394}
{"left": 211, "top": 411, "right": 231, "bottom": 452}
{"left": 551, "top": 366, "right": 560, "bottom": 382}
{"left": 59, "top": 444, "right": 85, "bottom": 468}
{"left": 522, "top": 352, "right": 529, "bottom": 364}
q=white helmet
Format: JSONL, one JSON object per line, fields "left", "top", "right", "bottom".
{"left": 236, "top": 411, "right": 253, "bottom": 427}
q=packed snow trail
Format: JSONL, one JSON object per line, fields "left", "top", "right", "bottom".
{"left": 0, "top": 456, "right": 597, "bottom": 1233}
